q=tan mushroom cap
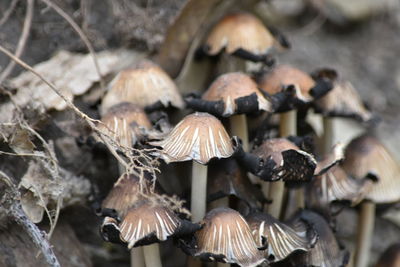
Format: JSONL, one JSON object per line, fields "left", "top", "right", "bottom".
{"left": 101, "top": 174, "right": 152, "bottom": 218}
{"left": 342, "top": 135, "right": 400, "bottom": 203}
{"left": 258, "top": 64, "right": 315, "bottom": 101}
{"left": 119, "top": 200, "right": 181, "bottom": 249}
{"left": 247, "top": 213, "right": 316, "bottom": 262}
{"left": 252, "top": 138, "right": 299, "bottom": 165}
{"left": 195, "top": 207, "right": 265, "bottom": 267}
{"left": 205, "top": 13, "right": 276, "bottom": 55}
{"left": 101, "top": 60, "right": 184, "bottom": 114}
{"left": 314, "top": 80, "right": 373, "bottom": 121}
{"left": 203, "top": 72, "right": 272, "bottom": 116}
{"left": 97, "top": 102, "right": 152, "bottom": 147}
{"left": 375, "top": 243, "right": 400, "bottom": 267}
{"left": 150, "top": 112, "right": 234, "bottom": 164}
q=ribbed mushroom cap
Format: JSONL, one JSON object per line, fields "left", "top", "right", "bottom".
{"left": 202, "top": 72, "right": 272, "bottom": 116}
{"left": 314, "top": 80, "right": 373, "bottom": 123}
{"left": 195, "top": 207, "right": 265, "bottom": 267}
{"left": 119, "top": 200, "right": 181, "bottom": 249}
{"left": 252, "top": 138, "right": 317, "bottom": 184}
{"left": 150, "top": 112, "right": 235, "bottom": 164}
{"left": 258, "top": 64, "right": 316, "bottom": 101}
{"left": 101, "top": 60, "right": 184, "bottom": 113}
{"left": 205, "top": 13, "right": 276, "bottom": 56}
{"left": 97, "top": 102, "right": 152, "bottom": 147}
{"left": 247, "top": 212, "right": 317, "bottom": 263}
{"left": 342, "top": 135, "right": 400, "bottom": 204}
{"left": 375, "top": 243, "right": 400, "bottom": 267}
{"left": 288, "top": 210, "right": 349, "bottom": 267}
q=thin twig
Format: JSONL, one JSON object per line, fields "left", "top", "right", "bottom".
{"left": 0, "top": 0, "right": 19, "bottom": 28}
{"left": 39, "top": 0, "right": 105, "bottom": 90}
{"left": 0, "top": 0, "right": 34, "bottom": 84}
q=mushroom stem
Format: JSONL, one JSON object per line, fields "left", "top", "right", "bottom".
{"left": 268, "top": 110, "right": 297, "bottom": 218}
{"left": 143, "top": 244, "right": 163, "bottom": 267}
{"left": 230, "top": 114, "right": 249, "bottom": 152}
{"left": 191, "top": 161, "right": 208, "bottom": 222}
{"left": 130, "top": 247, "right": 145, "bottom": 267}
{"left": 354, "top": 201, "right": 375, "bottom": 267}
{"left": 322, "top": 117, "right": 334, "bottom": 154}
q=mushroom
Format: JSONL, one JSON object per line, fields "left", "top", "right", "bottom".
{"left": 244, "top": 138, "right": 316, "bottom": 218}
{"left": 306, "top": 144, "right": 377, "bottom": 220}
{"left": 101, "top": 60, "right": 185, "bottom": 114}
{"left": 100, "top": 173, "right": 199, "bottom": 267}
{"left": 341, "top": 135, "right": 400, "bottom": 267}
{"left": 185, "top": 72, "right": 274, "bottom": 151}
{"left": 207, "top": 158, "right": 267, "bottom": 211}
{"left": 179, "top": 207, "right": 265, "bottom": 267}
{"left": 150, "top": 112, "right": 235, "bottom": 222}
{"left": 203, "top": 12, "right": 289, "bottom": 67}
{"left": 96, "top": 102, "right": 153, "bottom": 147}
{"left": 375, "top": 243, "right": 400, "bottom": 267}
{"left": 246, "top": 212, "right": 318, "bottom": 263}
{"left": 312, "top": 69, "right": 377, "bottom": 153}
{"left": 287, "top": 209, "right": 350, "bottom": 267}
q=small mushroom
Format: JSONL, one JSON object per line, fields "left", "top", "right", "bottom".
{"left": 341, "top": 135, "right": 400, "bottom": 267}
{"left": 207, "top": 158, "right": 267, "bottom": 211}
{"left": 101, "top": 60, "right": 185, "bottom": 114}
{"left": 150, "top": 112, "right": 235, "bottom": 222}
{"left": 375, "top": 243, "right": 400, "bottom": 267}
{"left": 186, "top": 72, "right": 272, "bottom": 151}
{"left": 287, "top": 210, "right": 350, "bottom": 267}
{"left": 203, "top": 12, "right": 289, "bottom": 64}
{"left": 180, "top": 207, "right": 265, "bottom": 267}
{"left": 96, "top": 102, "right": 152, "bottom": 147}
{"left": 246, "top": 212, "right": 318, "bottom": 263}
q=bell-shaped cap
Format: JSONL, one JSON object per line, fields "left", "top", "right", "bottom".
{"left": 101, "top": 60, "right": 184, "bottom": 114}
{"left": 247, "top": 212, "right": 317, "bottom": 263}
{"left": 252, "top": 138, "right": 316, "bottom": 186}
{"left": 207, "top": 158, "right": 266, "bottom": 210}
{"left": 375, "top": 243, "right": 400, "bottom": 267}
{"left": 287, "top": 210, "right": 349, "bottom": 267}
{"left": 205, "top": 13, "right": 285, "bottom": 56}
{"left": 314, "top": 78, "right": 374, "bottom": 123}
{"left": 150, "top": 112, "right": 235, "bottom": 164}
{"left": 97, "top": 102, "right": 152, "bottom": 147}
{"left": 201, "top": 72, "right": 272, "bottom": 116}
{"left": 192, "top": 207, "right": 265, "bottom": 267}
{"left": 342, "top": 135, "right": 400, "bottom": 204}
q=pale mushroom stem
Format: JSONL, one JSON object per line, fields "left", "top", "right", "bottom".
{"left": 354, "top": 201, "right": 375, "bottom": 267}
{"left": 143, "top": 244, "right": 163, "bottom": 267}
{"left": 230, "top": 114, "right": 249, "bottom": 152}
{"left": 322, "top": 117, "right": 334, "bottom": 154}
{"left": 268, "top": 110, "right": 297, "bottom": 218}
{"left": 191, "top": 161, "right": 208, "bottom": 222}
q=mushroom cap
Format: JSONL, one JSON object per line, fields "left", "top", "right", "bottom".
{"left": 97, "top": 102, "right": 152, "bottom": 147}
{"left": 252, "top": 138, "right": 317, "bottom": 184}
{"left": 247, "top": 212, "right": 317, "bottom": 262}
{"left": 258, "top": 64, "right": 316, "bottom": 101}
{"left": 375, "top": 243, "right": 400, "bottom": 267}
{"left": 342, "top": 135, "right": 400, "bottom": 204}
{"left": 119, "top": 200, "right": 181, "bottom": 249}
{"left": 101, "top": 60, "right": 184, "bottom": 114}
{"left": 101, "top": 173, "right": 153, "bottom": 218}
{"left": 195, "top": 207, "right": 265, "bottom": 267}
{"left": 150, "top": 112, "right": 235, "bottom": 164}
{"left": 205, "top": 13, "right": 276, "bottom": 56}
{"left": 288, "top": 210, "right": 349, "bottom": 267}
{"left": 314, "top": 79, "right": 373, "bottom": 122}
{"left": 202, "top": 72, "right": 272, "bottom": 116}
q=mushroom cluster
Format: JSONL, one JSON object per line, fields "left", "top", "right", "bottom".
{"left": 92, "top": 8, "right": 398, "bottom": 267}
